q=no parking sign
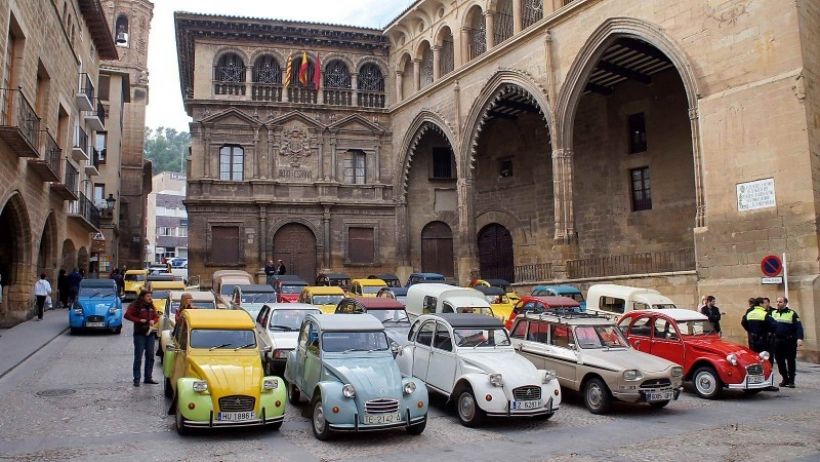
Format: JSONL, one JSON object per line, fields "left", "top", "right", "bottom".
{"left": 760, "top": 255, "right": 783, "bottom": 284}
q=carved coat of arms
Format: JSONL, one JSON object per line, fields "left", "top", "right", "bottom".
{"left": 280, "top": 128, "right": 312, "bottom": 167}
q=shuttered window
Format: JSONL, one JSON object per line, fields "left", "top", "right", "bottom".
{"left": 432, "top": 147, "right": 454, "bottom": 179}
{"left": 210, "top": 226, "right": 241, "bottom": 265}
{"left": 348, "top": 227, "right": 374, "bottom": 264}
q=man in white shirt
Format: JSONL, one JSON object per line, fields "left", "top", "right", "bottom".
{"left": 33, "top": 273, "right": 52, "bottom": 321}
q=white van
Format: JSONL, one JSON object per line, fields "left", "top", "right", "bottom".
{"left": 586, "top": 284, "right": 677, "bottom": 319}
{"left": 405, "top": 283, "right": 494, "bottom": 318}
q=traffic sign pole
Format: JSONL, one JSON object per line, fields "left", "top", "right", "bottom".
{"left": 783, "top": 252, "right": 789, "bottom": 300}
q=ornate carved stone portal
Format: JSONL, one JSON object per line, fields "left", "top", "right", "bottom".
{"left": 279, "top": 128, "right": 312, "bottom": 167}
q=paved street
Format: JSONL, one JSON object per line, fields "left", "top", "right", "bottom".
{"left": 0, "top": 319, "right": 818, "bottom": 462}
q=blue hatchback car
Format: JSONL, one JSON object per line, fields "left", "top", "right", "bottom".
{"left": 531, "top": 284, "right": 587, "bottom": 310}
{"left": 69, "top": 279, "right": 123, "bottom": 334}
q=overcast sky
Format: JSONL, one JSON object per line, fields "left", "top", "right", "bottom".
{"left": 145, "top": 0, "right": 413, "bottom": 133}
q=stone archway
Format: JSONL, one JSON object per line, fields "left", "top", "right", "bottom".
{"left": 77, "top": 247, "right": 89, "bottom": 275}
{"left": 62, "top": 239, "right": 77, "bottom": 271}
{"left": 0, "top": 192, "right": 33, "bottom": 323}
{"left": 37, "top": 213, "right": 58, "bottom": 282}
{"left": 272, "top": 223, "right": 317, "bottom": 282}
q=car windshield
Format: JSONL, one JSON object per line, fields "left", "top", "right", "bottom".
{"left": 385, "top": 279, "right": 401, "bottom": 288}
{"left": 312, "top": 295, "right": 344, "bottom": 305}
{"left": 124, "top": 274, "right": 145, "bottom": 282}
{"left": 169, "top": 301, "right": 215, "bottom": 315}
{"left": 366, "top": 309, "right": 410, "bottom": 324}
{"left": 456, "top": 306, "right": 494, "bottom": 317}
{"left": 653, "top": 304, "right": 676, "bottom": 309}
{"left": 322, "top": 330, "right": 389, "bottom": 352}
{"left": 361, "top": 286, "right": 384, "bottom": 295}
{"left": 568, "top": 293, "right": 585, "bottom": 303}
{"left": 677, "top": 320, "right": 717, "bottom": 336}
{"left": 280, "top": 284, "right": 305, "bottom": 294}
{"left": 190, "top": 329, "right": 256, "bottom": 349}
{"left": 574, "top": 325, "right": 629, "bottom": 349}
{"left": 269, "top": 309, "right": 320, "bottom": 332}
{"left": 453, "top": 327, "right": 511, "bottom": 348}
{"left": 241, "top": 293, "right": 277, "bottom": 304}
{"left": 79, "top": 287, "right": 116, "bottom": 298}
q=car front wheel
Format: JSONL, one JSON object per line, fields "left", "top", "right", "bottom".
{"left": 584, "top": 378, "right": 612, "bottom": 414}
{"left": 287, "top": 382, "right": 301, "bottom": 405}
{"left": 692, "top": 366, "right": 722, "bottom": 399}
{"left": 456, "top": 388, "right": 484, "bottom": 427}
{"left": 649, "top": 400, "right": 671, "bottom": 408}
{"left": 175, "top": 400, "right": 191, "bottom": 436}
{"left": 406, "top": 415, "right": 427, "bottom": 435}
{"left": 311, "top": 397, "right": 332, "bottom": 440}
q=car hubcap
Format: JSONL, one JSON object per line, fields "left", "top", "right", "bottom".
{"left": 696, "top": 372, "right": 716, "bottom": 395}
{"left": 588, "top": 384, "right": 602, "bottom": 408}
{"left": 313, "top": 402, "right": 326, "bottom": 434}
{"left": 458, "top": 393, "right": 476, "bottom": 422}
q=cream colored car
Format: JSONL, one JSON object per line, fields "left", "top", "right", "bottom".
{"left": 509, "top": 312, "right": 683, "bottom": 414}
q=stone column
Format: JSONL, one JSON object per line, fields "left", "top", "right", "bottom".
{"left": 322, "top": 205, "right": 332, "bottom": 268}
{"left": 351, "top": 73, "right": 358, "bottom": 106}
{"left": 258, "top": 205, "right": 267, "bottom": 262}
{"left": 267, "top": 127, "right": 275, "bottom": 179}
{"left": 551, "top": 147, "right": 575, "bottom": 242}
{"left": 689, "top": 106, "right": 706, "bottom": 228}
{"left": 252, "top": 127, "right": 260, "bottom": 179}
{"left": 395, "top": 70, "right": 403, "bottom": 101}
{"left": 461, "top": 28, "right": 471, "bottom": 62}
{"left": 203, "top": 126, "right": 211, "bottom": 178}
{"left": 395, "top": 199, "right": 412, "bottom": 273}
{"left": 329, "top": 134, "right": 337, "bottom": 182}
{"left": 485, "top": 12, "right": 495, "bottom": 50}
{"left": 432, "top": 45, "right": 441, "bottom": 81}
{"left": 513, "top": 0, "right": 523, "bottom": 33}
{"left": 412, "top": 58, "right": 422, "bottom": 92}
{"left": 456, "top": 177, "right": 479, "bottom": 284}
{"left": 245, "top": 67, "right": 253, "bottom": 96}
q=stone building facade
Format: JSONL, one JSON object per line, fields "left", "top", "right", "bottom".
{"left": 0, "top": 0, "right": 118, "bottom": 325}
{"left": 176, "top": 0, "right": 820, "bottom": 360}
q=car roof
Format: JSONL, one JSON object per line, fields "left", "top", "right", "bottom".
{"left": 308, "top": 313, "right": 384, "bottom": 331}
{"left": 318, "top": 273, "right": 350, "bottom": 279}
{"left": 521, "top": 311, "right": 613, "bottom": 325}
{"left": 353, "top": 278, "right": 386, "bottom": 286}
{"left": 169, "top": 290, "right": 213, "bottom": 301}
{"left": 533, "top": 284, "right": 582, "bottom": 294}
{"left": 184, "top": 309, "right": 254, "bottom": 329}
{"left": 473, "top": 286, "right": 504, "bottom": 295}
{"left": 304, "top": 286, "right": 346, "bottom": 294}
{"left": 272, "top": 275, "right": 307, "bottom": 284}
{"left": 524, "top": 295, "right": 581, "bottom": 307}
{"left": 147, "top": 274, "right": 176, "bottom": 281}
{"left": 429, "top": 313, "right": 503, "bottom": 328}
{"left": 265, "top": 303, "right": 321, "bottom": 311}
{"left": 410, "top": 272, "right": 445, "bottom": 278}
{"left": 125, "top": 269, "right": 147, "bottom": 274}
{"left": 631, "top": 308, "right": 707, "bottom": 321}
{"left": 351, "top": 297, "right": 405, "bottom": 309}
{"left": 484, "top": 278, "right": 510, "bottom": 287}
{"left": 369, "top": 274, "right": 399, "bottom": 280}
{"left": 235, "top": 284, "right": 276, "bottom": 293}
{"left": 587, "top": 284, "right": 660, "bottom": 298}
{"left": 80, "top": 279, "right": 116, "bottom": 288}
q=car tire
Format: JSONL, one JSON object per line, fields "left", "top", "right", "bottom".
{"left": 70, "top": 328, "right": 79, "bottom": 335}
{"left": 692, "top": 366, "right": 722, "bottom": 399}
{"left": 267, "top": 421, "right": 283, "bottom": 431}
{"left": 406, "top": 416, "right": 427, "bottom": 435}
{"left": 113, "top": 326, "right": 122, "bottom": 334}
{"left": 288, "top": 382, "right": 301, "bottom": 405}
{"left": 311, "top": 397, "right": 332, "bottom": 440}
{"left": 164, "top": 377, "right": 173, "bottom": 398}
{"left": 175, "top": 400, "right": 191, "bottom": 436}
{"left": 456, "top": 388, "right": 484, "bottom": 427}
{"left": 649, "top": 400, "right": 671, "bottom": 409}
{"left": 743, "top": 389, "right": 763, "bottom": 396}
{"left": 534, "top": 412, "right": 554, "bottom": 421}
{"left": 584, "top": 378, "right": 613, "bottom": 414}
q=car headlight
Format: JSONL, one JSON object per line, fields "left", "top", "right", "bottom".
{"left": 671, "top": 366, "right": 684, "bottom": 378}
{"left": 403, "top": 381, "right": 416, "bottom": 395}
{"left": 274, "top": 349, "right": 291, "bottom": 359}
{"left": 192, "top": 381, "right": 208, "bottom": 392}
{"left": 726, "top": 353, "right": 738, "bottom": 366}
{"left": 263, "top": 378, "right": 278, "bottom": 390}
{"left": 108, "top": 306, "right": 118, "bottom": 314}
{"left": 543, "top": 370, "right": 557, "bottom": 383}
{"left": 489, "top": 373, "right": 503, "bottom": 387}
{"left": 73, "top": 308, "right": 83, "bottom": 315}
{"left": 342, "top": 383, "right": 356, "bottom": 398}
{"left": 759, "top": 351, "right": 770, "bottom": 361}
{"left": 623, "top": 370, "right": 643, "bottom": 381}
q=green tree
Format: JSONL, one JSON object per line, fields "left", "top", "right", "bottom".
{"left": 143, "top": 127, "right": 191, "bottom": 174}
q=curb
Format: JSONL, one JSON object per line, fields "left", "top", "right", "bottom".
{"left": 0, "top": 326, "right": 69, "bottom": 380}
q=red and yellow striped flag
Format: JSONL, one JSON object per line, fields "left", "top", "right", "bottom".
{"left": 298, "top": 51, "right": 309, "bottom": 86}
{"left": 283, "top": 52, "right": 293, "bottom": 88}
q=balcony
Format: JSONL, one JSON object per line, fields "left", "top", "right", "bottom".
{"left": 323, "top": 88, "right": 353, "bottom": 106}
{"left": 69, "top": 192, "right": 101, "bottom": 231}
{"left": 251, "top": 83, "right": 283, "bottom": 102}
{"left": 214, "top": 80, "right": 246, "bottom": 96}
{"left": 357, "top": 90, "right": 386, "bottom": 109}
{"left": 287, "top": 87, "right": 318, "bottom": 104}
{"left": 0, "top": 88, "right": 41, "bottom": 157}
{"left": 84, "top": 150, "right": 100, "bottom": 176}
{"left": 72, "top": 125, "right": 89, "bottom": 161}
{"left": 83, "top": 99, "right": 105, "bottom": 131}
{"left": 28, "top": 130, "right": 61, "bottom": 182}
{"left": 76, "top": 73, "right": 95, "bottom": 111}
{"left": 51, "top": 159, "right": 79, "bottom": 201}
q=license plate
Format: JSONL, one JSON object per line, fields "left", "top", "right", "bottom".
{"left": 364, "top": 412, "right": 401, "bottom": 425}
{"left": 747, "top": 375, "right": 764, "bottom": 384}
{"left": 218, "top": 411, "right": 256, "bottom": 422}
{"left": 645, "top": 390, "right": 674, "bottom": 402}
{"left": 86, "top": 321, "right": 105, "bottom": 328}
{"left": 512, "top": 399, "right": 542, "bottom": 410}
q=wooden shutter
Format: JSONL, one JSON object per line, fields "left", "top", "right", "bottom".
{"left": 210, "top": 226, "right": 240, "bottom": 265}
{"left": 348, "top": 227, "right": 374, "bottom": 264}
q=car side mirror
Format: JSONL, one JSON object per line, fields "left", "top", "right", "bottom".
{"left": 390, "top": 342, "right": 400, "bottom": 354}
{"left": 262, "top": 346, "right": 272, "bottom": 353}
{"left": 568, "top": 343, "right": 577, "bottom": 350}
{"left": 167, "top": 345, "right": 177, "bottom": 352}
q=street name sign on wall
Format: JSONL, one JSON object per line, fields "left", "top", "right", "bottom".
{"left": 737, "top": 178, "right": 776, "bottom": 212}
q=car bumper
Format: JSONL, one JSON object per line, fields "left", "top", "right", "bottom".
{"left": 485, "top": 397, "right": 558, "bottom": 417}
{"left": 328, "top": 412, "right": 426, "bottom": 432}
{"left": 613, "top": 387, "right": 682, "bottom": 403}
{"left": 181, "top": 411, "right": 284, "bottom": 429}
{"left": 726, "top": 373, "right": 775, "bottom": 390}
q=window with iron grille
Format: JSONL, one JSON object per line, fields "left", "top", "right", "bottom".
{"left": 214, "top": 53, "right": 245, "bottom": 82}
{"left": 348, "top": 227, "right": 375, "bottom": 264}
{"left": 432, "top": 147, "right": 454, "bottom": 179}
{"left": 253, "top": 55, "right": 281, "bottom": 84}
{"left": 343, "top": 150, "right": 366, "bottom": 185}
{"left": 439, "top": 32, "right": 455, "bottom": 76}
{"left": 628, "top": 112, "right": 647, "bottom": 154}
{"left": 630, "top": 167, "right": 652, "bottom": 211}
{"left": 522, "top": 0, "right": 544, "bottom": 29}
{"left": 420, "top": 47, "right": 434, "bottom": 88}
{"left": 469, "top": 11, "right": 487, "bottom": 59}
{"left": 324, "top": 60, "right": 351, "bottom": 89}
{"left": 219, "top": 145, "right": 244, "bottom": 181}
{"left": 289, "top": 55, "right": 315, "bottom": 88}
{"left": 494, "top": 0, "right": 514, "bottom": 45}
{"left": 357, "top": 63, "right": 384, "bottom": 92}
{"left": 209, "top": 226, "right": 241, "bottom": 265}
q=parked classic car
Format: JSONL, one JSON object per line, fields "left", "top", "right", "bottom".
{"left": 618, "top": 309, "right": 774, "bottom": 398}
{"left": 211, "top": 270, "right": 254, "bottom": 306}
{"left": 230, "top": 284, "right": 278, "bottom": 321}
{"left": 162, "top": 309, "right": 286, "bottom": 434}
{"left": 123, "top": 269, "right": 148, "bottom": 300}
{"left": 405, "top": 283, "right": 494, "bottom": 319}
{"left": 377, "top": 287, "right": 408, "bottom": 304}
{"left": 510, "top": 311, "right": 683, "bottom": 413}
{"left": 299, "top": 286, "right": 346, "bottom": 314}
{"left": 397, "top": 313, "right": 560, "bottom": 426}
{"left": 531, "top": 285, "right": 586, "bottom": 310}
{"left": 69, "top": 279, "right": 123, "bottom": 334}
{"left": 269, "top": 275, "right": 308, "bottom": 303}
{"left": 368, "top": 274, "right": 402, "bottom": 288}
{"left": 350, "top": 278, "right": 388, "bottom": 297}
{"left": 145, "top": 279, "right": 186, "bottom": 293}
{"left": 159, "top": 290, "right": 218, "bottom": 357}
{"left": 335, "top": 297, "right": 412, "bottom": 346}
{"left": 315, "top": 273, "right": 352, "bottom": 291}
{"left": 405, "top": 272, "right": 446, "bottom": 287}
{"left": 284, "top": 313, "right": 428, "bottom": 439}
{"left": 254, "top": 303, "right": 322, "bottom": 374}
{"left": 472, "top": 286, "right": 515, "bottom": 322}
{"left": 587, "top": 284, "right": 676, "bottom": 319}
{"left": 505, "top": 296, "right": 581, "bottom": 330}
{"left": 472, "top": 278, "right": 520, "bottom": 304}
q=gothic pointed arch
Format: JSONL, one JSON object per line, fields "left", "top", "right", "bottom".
{"left": 396, "top": 111, "right": 458, "bottom": 200}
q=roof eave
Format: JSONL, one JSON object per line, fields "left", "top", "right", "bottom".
{"left": 78, "top": 0, "right": 119, "bottom": 60}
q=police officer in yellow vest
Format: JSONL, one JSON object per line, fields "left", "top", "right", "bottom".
{"left": 772, "top": 297, "right": 804, "bottom": 388}
{"left": 741, "top": 298, "right": 775, "bottom": 354}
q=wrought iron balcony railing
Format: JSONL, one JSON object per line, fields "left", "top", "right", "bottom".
{"left": 0, "top": 87, "right": 41, "bottom": 157}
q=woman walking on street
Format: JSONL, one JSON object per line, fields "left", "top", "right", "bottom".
{"left": 33, "top": 273, "right": 52, "bottom": 320}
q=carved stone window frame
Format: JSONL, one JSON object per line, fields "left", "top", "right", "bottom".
{"left": 205, "top": 221, "right": 246, "bottom": 268}
{"left": 343, "top": 221, "right": 380, "bottom": 266}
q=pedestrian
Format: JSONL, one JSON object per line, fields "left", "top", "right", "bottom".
{"left": 741, "top": 297, "right": 775, "bottom": 354}
{"left": 67, "top": 268, "right": 82, "bottom": 306}
{"left": 112, "top": 269, "right": 124, "bottom": 297}
{"left": 33, "top": 273, "right": 52, "bottom": 320}
{"left": 124, "top": 289, "right": 160, "bottom": 387}
{"left": 772, "top": 297, "right": 804, "bottom": 388}
{"left": 700, "top": 295, "right": 721, "bottom": 335}
{"left": 175, "top": 292, "right": 193, "bottom": 327}
{"left": 760, "top": 297, "right": 777, "bottom": 365}
{"left": 57, "top": 269, "right": 69, "bottom": 309}
{"left": 264, "top": 259, "right": 276, "bottom": 284}
{"left": 697, "top": 295, "right": 708, "bottom": 312}
{"left": 276, "top": 259, "right": 287, "bottom": 275}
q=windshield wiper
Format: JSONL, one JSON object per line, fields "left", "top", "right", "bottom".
{"left": 209, "top": 343, "right": 233, "bottom": 350}
{"left": 234, "top": 343, "right": 255, "bottom": 350}
{"left": 472, "top": 339, "right": 491, "bottom": 349}
{"left": 342, "top": 348, "right": 379, "bottom": 353}
{"left": 270, "top": 325, "right": 294, "bottom": 331}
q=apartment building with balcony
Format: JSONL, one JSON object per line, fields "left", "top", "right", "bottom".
{"left": 146, "top": 172, "right": 188, "bottom": 263}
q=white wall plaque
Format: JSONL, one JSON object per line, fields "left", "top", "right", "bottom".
{"left": 737, "top": 178, "right": 776, "bottom": 212}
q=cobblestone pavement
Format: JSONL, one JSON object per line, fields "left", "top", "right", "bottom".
{"left": 0, "top": 329, "right": 818, "bottom": 462}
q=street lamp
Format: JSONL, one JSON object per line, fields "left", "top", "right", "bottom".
{"left": 105, "top": 194, "right": 116, "bottom": 209}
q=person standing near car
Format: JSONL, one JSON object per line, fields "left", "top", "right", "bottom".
{"left": 264, "top": 259, "right": 276, "bottom": 284}
{"left": 57, "top": 269, "right": 69, "bottom": 309}
{"left": 276, "top": 259, "right": 287, "bottom": 275}
{"left": 33, "top": 273, "right": 52, "bottom": 320}
{"left": 700, "top": 295, "right": 721, "bottom": 336}
{"left": 124, "top": 289, "right": 160, "bottom": 387}
{"left": 741, "top": 298, "right": 775, "bottom": 354}
{"left": 772, "top": 297, "right": 803, "bottom": 388}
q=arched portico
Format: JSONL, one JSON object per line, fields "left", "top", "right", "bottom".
{"left": 0, "top": 192, "right": 33, "bottom": 323}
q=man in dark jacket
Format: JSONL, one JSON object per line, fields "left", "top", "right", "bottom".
{"left": 772, "top": 297, "right": 804, "bottom": 388}
{"left": 57, "top": 269, "right": 69, "bottom": 309}
{"left": 741, "top": 297, "right": 775, "bottom": 353}
{"left": 276, "top": 259, "right": 287, "bottom": 275}
{"left": 112, "top": 269, "right": 124, "bottom": 297}
{"left": 700, "top": 295, "right": 721, "bottom": 335}
{"left": 264, "top": 259, "right": 276, "bottom": 284}
{"left": 124, "top": 289, "right": 160, "bottom": 386}
{"left": 67, "top": 268, "right": 83, "bottom": 306}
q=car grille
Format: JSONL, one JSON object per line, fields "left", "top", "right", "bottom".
{"left": 87, "top": 315, "right": 104, "bottom": 322}
{"left": 640, "top": 378, "right": 672, "bottom": 389}
{"left": 513, "top": 386, "right": 542, "bottom": 401}
{"left": 365, "top": 398, "right": 399, "bottom": 414}
{"left": 747, "top": 364, "right": 763, "bottom": 375}
{"left": 218, "top": 395, "right": 255, "bottom": 412}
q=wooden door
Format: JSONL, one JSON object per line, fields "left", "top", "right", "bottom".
{"left": 477, "top": 223, "right": 514, "bottom": 281}
{"left": 421, "top": 221, "right": 454, "bottom": 277}
{"left": 273, "top": 224, "right": 317, "bottom": 282}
